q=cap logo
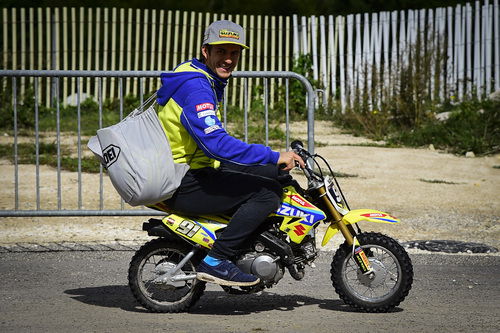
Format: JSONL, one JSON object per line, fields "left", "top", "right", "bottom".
{"left": 219, "top": 29, "right": 240, "bottom": 40}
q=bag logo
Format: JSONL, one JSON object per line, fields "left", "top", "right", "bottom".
{"left": 102, "top": 144, "right": 121, "bottom": 168}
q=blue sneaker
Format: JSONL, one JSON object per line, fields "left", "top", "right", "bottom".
{"left": 197, "top": 259, "right": 260, "bottom": 286}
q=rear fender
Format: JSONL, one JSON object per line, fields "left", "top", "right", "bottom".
{"left": 321, "top": 209, "right": 400, "bottom": 246}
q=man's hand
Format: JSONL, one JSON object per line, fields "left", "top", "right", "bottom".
{"left": 278, "top": 151, "right": 305, "bottom": 171}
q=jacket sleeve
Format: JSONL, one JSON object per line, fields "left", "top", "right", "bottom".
{"left": 178, "top": 88, "right": 280, "bottom": 166}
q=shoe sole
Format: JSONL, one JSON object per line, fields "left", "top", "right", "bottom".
{"left": 197, "top": 272, "right": 260, "bottom": 287}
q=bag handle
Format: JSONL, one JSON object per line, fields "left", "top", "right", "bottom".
{"left": 127, "top": 92, "right": 158, "bottom": 118}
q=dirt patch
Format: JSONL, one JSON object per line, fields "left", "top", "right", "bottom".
{"left": 1, "top": 121, "right": 499, "bottom": 250}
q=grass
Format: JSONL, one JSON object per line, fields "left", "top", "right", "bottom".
{"left": 0, "top": 142, "right": 101, "bottom": 173}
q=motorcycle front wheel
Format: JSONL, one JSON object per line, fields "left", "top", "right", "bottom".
{"left": 128, "top": 238, "right": 206, "bottom": 313}
{"left": 331, "top": 232, "right": 413, "bottom": 312}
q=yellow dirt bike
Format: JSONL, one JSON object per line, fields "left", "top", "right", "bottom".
{"left": 128, "top": 140, "right": 413, "bottom": 313}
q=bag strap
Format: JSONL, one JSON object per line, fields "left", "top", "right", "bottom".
{"left": 127, "top": 92, "right": 158, "bottom": 119}
{"left": 139, "top": 92, "right": 158, "bottom": 111}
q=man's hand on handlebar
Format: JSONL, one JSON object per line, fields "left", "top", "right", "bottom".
{"left": 278, "top": 151, "right": 305, "bottom": 171}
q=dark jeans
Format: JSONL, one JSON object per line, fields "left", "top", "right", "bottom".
{"left": 164, "top": 163, "right": 283, "bottom": 259}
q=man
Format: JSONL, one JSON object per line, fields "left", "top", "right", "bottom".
{"left": 156, "top": 20, "right": 304, "bottom": 287}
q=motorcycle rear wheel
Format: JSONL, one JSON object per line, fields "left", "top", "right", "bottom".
{"left": 128, "top": 238, "right": 206, "bottom": 313}
{"left": 331, "top": 232, "right": 413, "bottom": 312}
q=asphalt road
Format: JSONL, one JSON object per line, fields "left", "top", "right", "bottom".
{"left": 0, "top": 249, "right": 499, "bottom": 333}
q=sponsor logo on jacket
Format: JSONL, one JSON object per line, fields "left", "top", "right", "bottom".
{"left": 197, "top": 110, "right": 216, "bottom": 118}
{"left": 204, "top": 125, "right": 220, "bottom": 134}
{"left": 196, "top": 103, "right": 214, "bottom": 112}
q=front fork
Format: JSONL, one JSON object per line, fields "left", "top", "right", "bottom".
{"left": 318, "top": 186, "right": 373, "bottom": 275}
{"left": 336, "top": 221, "right": 373, "bottom": 274}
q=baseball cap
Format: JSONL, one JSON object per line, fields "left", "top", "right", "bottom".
{"left": 203, "top": 20, "right": 249, "bottom": 49}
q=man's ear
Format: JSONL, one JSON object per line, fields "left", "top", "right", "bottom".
{"left": 201, "top": 45, "right": 209, "bottom": 61}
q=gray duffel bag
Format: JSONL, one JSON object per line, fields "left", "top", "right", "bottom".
{"left": 88, "top": 94, "right": 189, "bottom": 206}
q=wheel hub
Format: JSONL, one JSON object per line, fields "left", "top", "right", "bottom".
{"left": 356, "top": 259, "right": 387, "bottom": 287}
{"left": 153, "top": 261, "right": 187, "bottom": 288}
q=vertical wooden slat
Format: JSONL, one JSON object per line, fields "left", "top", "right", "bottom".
{"left": 465, "top": 3, "right": 473, "bottom": 97}
{"left": 390, "top": 11, "right": 398, "bottom": 89}
{"left": 195, "top": 12, "right": 202, "bottom": 56}
{"left": 301, "top": 16, "right": 308, "bottom": 55}
{"left": 292, "top": 14, "right": 299, "bottom": 59}
{"left": 372, "top": 12, "right": 381, "bottom": 107}
{"left": 133, "top": 8, "right": 141, "bottom": 96}
{"left": 285, "top": 15, "right": 291, "bottom": 72}
{"left": 270, "top": 15, "right": 276, "bottom": 107}
{"left": 157, "top": 10, "right": 165, "bottom": 71}
{"left": 485, "top": 1, "right": 492, "bottom": 94}
{"left": 319, "top": 15, "right": 328, "bottom": 101}
{"left": 61, "top": 7, "right": 68, "bottom": 104}
{"left": 264, "top": 15, "right": 269, "bottom": 72}
{"left": 256, "top": 15, "right": 262, "bottom": 86}
{"left": 494, "top": 0, "right": 500, "bottom": 91}
{"left": 78, "top": 7, "right": 84, "bottom": 100}
{"left": 86, "top": 8, "right": 92, "bottom": 96}
{"left": 46, "top": 8, "right": 51, "bottom": 106}
{"left": 180, "top": 11, "right": 187, "bottom": 64}
{"left": 328, "top": 15, "right": 336, "bottom": 100}
{"left": 125, "top": 8, "right": 132, "bottom": 95}
{"left": 12, "top": 8, "right": 17, "bottom": 71}
{"left": 29, "top": 8, "right": 34, "bottom": 83}
{"left": 248, "top": 14, "right": 255, "bottom": 108}
{"left": 2, "top": 8, "right": 8, "bottom": 71}
{"left": 20, "top": 8, "right": 26, "bottom": 96}
{"left": 102, "top": 8, "right": 109, "bottom": 100}
{"left": 172, "top": 10, "right": 180, "bottom": 67}
{"left": 110, "top": 7, "right": 117, "bottom": 98}
{"left": 94, "top": 8, "right": 100, "bottom": 98}
{"left": 399, "top": 10, "right": 406, "bottom": 69}
{"left": 141, "top": 9, "right": 148, "bottom": 91}
{"left": 150, "top": 9, "right": 157, "bottom": 70}
{"left": 238, "top": 14, "right": 247, "bottom": 109}
{"left": 446, "top": 7, "right": 454, "bottom": 97}
{"left": 362, "top": 13, "right": 370, "bottom": 106}
{"left": 310, "top": 15, "right": 318, "bottom": 85}
{"left": 455, "top": 5, "right": 462, "bottom": 98}
{"left": 427, "top": 9, "right": 435, "bottom": 99}
{"left": 461, "top": 5, "right": 467, "bottom": 99}
{"left": 70, "top": 8, "right": 76, "bottom": 101}
{"left": 188, "top": 11, "right": 195, "bottom": 60}
{"left": 165, "top": 10, "right": 173, "bottom": 70}
{"left": 338, "top": 16, "right": 346, "bottom": 111}
{"left": 354, "top": 14, "right": 361, "bottom": 98}
{"left": 382, "top": 12, "right": 390, "bottom": 100}
{"left": 346, "top": 14, "right": 354, "bottom": 106}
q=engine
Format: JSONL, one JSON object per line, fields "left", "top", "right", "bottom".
{"left": 236, "top": 251, "right": 284, "bottom": 285}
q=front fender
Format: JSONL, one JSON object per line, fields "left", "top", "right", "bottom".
{"left": 321, "top": 209, "right": 400, "bottom": 246}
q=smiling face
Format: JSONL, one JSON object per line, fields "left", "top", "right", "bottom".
{"left": 202, "top": 44, "right": 242, "bottom": 79}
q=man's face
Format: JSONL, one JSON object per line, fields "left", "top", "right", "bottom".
{"left": 202, "top": 44, "right": 241, "bottom": 79}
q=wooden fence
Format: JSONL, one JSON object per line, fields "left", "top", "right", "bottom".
{"left": 1, "top": 1, "right": 499, "bottom": 110}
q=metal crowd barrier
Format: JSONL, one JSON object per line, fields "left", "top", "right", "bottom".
{"left": 0, "top": 70, "right": 315, "bottom": 217}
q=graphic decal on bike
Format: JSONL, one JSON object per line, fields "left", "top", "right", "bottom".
{"left": 276, "top": 194, "right": 326, "bottom": 226}
{"left": 293, "top": 224, "right": 307, "bottom": 236}
{"left": 361, "top": 212, "right": 399, "bottom": 223}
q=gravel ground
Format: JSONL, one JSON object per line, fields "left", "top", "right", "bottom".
{"left": 0, "top": 121, "right": 499, "bottom": 253}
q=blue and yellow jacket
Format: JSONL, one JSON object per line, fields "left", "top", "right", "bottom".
{"left": 156, "top": 58, "right": 280, "bottom": 170}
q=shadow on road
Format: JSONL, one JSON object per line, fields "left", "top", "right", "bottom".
{"left": 65, "top": 285, "right": 403, "bottom": 314}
